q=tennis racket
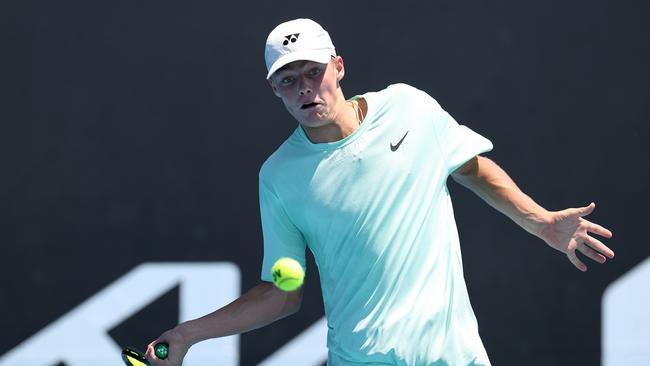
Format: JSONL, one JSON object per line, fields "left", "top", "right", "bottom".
{"left": 121, "top": 343, "right": 169, "bottom": 366}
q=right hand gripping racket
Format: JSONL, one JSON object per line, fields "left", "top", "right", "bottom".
{"left": 121, "top": 343, "right": 168, "bottom": 366}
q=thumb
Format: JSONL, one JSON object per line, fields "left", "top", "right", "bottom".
{"left": 577, "top": 202, "right": 595, "bottom": 217}
{"left": 145, "top": 341, "right": 160, "bottom": 361}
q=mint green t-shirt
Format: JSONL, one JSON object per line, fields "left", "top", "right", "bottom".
{"left": 259, "top": 84, "right": 493, "bottom": 366}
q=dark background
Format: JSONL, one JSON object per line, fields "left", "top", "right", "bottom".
{"left": 1, "top": 0, "right": 649, "bottom": 365}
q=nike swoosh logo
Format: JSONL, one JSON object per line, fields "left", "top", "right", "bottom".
{"left": 390, "top": 131, "right": 409, "bottom": 152}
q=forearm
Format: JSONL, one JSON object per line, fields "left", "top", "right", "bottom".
{"left": 452, "top": 156, "right": 550, "bottom": 237}
{"left": 176, "top": 281, "right": 302, "bottom": 346}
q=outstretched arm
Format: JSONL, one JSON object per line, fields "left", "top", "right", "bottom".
{"left": 451, "top": 156, "right": 614, "bottom": 271}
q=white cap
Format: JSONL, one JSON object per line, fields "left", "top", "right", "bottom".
{"left": 264, "top": 18, "right": 336, "bottom": 79}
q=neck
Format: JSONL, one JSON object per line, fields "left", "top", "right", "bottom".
{"left": 302, "top": 98, "right": 365, "bottom": 144}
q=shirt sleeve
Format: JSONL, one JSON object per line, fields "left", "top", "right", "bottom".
{"left": 258, "top": 176, "right": 307, "bottom": 282}
{"left": 425, "top": 94, "right": 493, "bottom": 175}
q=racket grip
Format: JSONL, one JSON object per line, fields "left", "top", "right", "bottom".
{"left": 154, "top": 342, "right": 169, "bottom": 360}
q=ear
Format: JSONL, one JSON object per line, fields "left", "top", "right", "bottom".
{"left": 267, "top": 79, "right": 281, "bottom": 97}
{"left": 334, "top": 56, "right": 345, "bottom": 82}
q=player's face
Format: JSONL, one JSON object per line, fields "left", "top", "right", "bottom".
{"left": 269, "top": 57, "right": 345, "bottom": 128}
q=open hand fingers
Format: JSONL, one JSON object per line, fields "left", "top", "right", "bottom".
{"left": 567, "top": 251, "right": 587, "bottom": 272}
{"left": 577, "top": 242, "right": 607, "bottom": 263}
{"left": 567, "top": 236, "right": 613, "bottom": 271}
{"left": 583, "top": 234, "right": 615, "bottom": 258}
{"left": 585, "top": 220, "right": 613, "bottom": 239}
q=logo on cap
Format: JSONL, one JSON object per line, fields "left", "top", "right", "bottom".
{"left": 283, "top": 33, "right": 300, "bottom": 46}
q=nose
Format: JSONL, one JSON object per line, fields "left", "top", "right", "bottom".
{"left": 298, "top": 76, "right": 312, "bottom": 95}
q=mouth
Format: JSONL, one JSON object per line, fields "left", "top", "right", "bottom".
{"left": 301, "top": 102, "right": 319, "bottom": 110}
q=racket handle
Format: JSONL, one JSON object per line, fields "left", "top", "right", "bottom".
{"left": 154, "top": 342, "right": 169, "bottom": 360}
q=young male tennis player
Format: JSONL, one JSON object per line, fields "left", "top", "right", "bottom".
{"left": 146, "top": 18, "right": 614, "bottom": 366}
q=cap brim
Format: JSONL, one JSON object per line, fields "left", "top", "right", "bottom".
{"left": 266, "top": 50, "right": 333, "bottom": 79}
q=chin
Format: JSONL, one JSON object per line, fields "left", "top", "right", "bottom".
{"left": 294, "top": 112, "right": 330, "bottom": 128}
{"left": 298, "top": 120, "right": 327, "bottom": 129}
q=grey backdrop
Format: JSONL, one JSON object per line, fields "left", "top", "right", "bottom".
{"left": 2, "top": 0, "right": 649, "bottom": 365}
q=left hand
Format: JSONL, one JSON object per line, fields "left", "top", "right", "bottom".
{"left": 538, "top": 202, "right": 614, "bottom": 271}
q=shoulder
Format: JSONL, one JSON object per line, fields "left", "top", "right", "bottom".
{"left": 259, "top": 129, "right": 301, "bottom": 185}
{"left": 259, "top": 141, "right": 288, "bottom": 183}
{"left": 385, "top": 83, "right": 423, "bottom": 95}
{"left": 370, "top": 83, "right": 443, "bottom": 109}
{"left": 370, "top": 83, "right": 420, "bottom": 99}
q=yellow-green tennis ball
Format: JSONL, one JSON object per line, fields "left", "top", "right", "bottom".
{"left": 271, "top": 257, "right": 305, "bottom": 292}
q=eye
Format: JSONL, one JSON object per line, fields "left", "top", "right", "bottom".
{"left": 307, "top": 67, "right": 322, "bottom": 77}
{"left": 279, "top": 75, "right": 295, "bottom": 86}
